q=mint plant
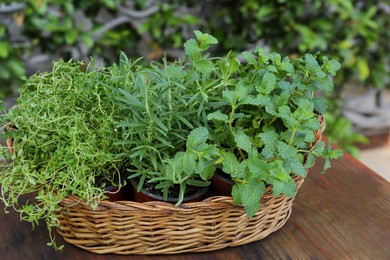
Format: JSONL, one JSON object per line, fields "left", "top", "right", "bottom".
{"left": 207, "top": 48, "right": 343, "bottom": 217}
{"left": 148, "top": 127, "right": 220, "bottom": 205}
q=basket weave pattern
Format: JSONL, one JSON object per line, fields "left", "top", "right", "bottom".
{"left": 56, "top": 176, "right": 304, "bottom": 255}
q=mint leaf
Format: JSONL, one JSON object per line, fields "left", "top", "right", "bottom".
{"left": 266, "top": 65, "right": 278, "bottom": 73}
{"left": 269, "top": 52, "right": 282, "bottom": 65}
{"left": 193, "top": 59, "right": 215, "bottom": 74}
{"left": 305, "top": 154, "right": 316, "bottom": 169}
{"left": 286, "top": 158, "right": 307, "bottom": 177}
{"left": 313, "top": 77, "right": 333, "bottom": 93}
{"left": 240, "top": 94, "right": 270, "bottom": 106}
{"left": 186, "top": 127, "right": 209, "bottom": 149}
{"left": 235, "top": 81, "right": 249, "bottom": 100}
{"left": 180, "top": 152, "right": 197, "bottom": 175}
{"left": 305, "top": 53, "right": 320, "bottom": 74}
{"left": 258, "top": 131, "right": 278, "bottom": 149}
{"left": 323, "top": 57, "right": 341, "bottom": 76}
{"left": 242, "top": 51, "right": 257, "bottom": 65}
{"left": 207, "top": 110, "right": 229, "bottom": 123}
{"left": 222, "top": 90, "right": 236, "bottom": 105}
{"left": 258, "top": 71, "right": 276, "bottom": 95}
{"left": 241, "top": 179, "right": 265, "bottom": 217}
{"left": 330, "top": 149, "right": 343, "bottom": 159}
{"left": 233, "top": 130, "right": 252, "bottom": 153}
{"left": 197, "top": 161, "right": 215, "bottom": 180}
{"left": 222, "top": 151, "right": 240, "bottom": 175}
{"left": 231, "top": 184, "right": 242, "bottom": 204}
{"left": 272, "top": 178, "right": 297, "bottom": 197}
{"left": 184, "top": 39, "right": 201, "bottom": 58}
{"left": 313, "top": 97, "right": 328, "bottom": 114}
{"left": 279, "top": 61, "right": 294, "bottom": 74}
{"left": 247, "top": 157, "right": 269, "bottom": 180}
{"left": 194, "top": 30, "right": 218, "bottom": 49}
{"left": 277, "top": 141, "right": 297, "bottom": 159}
{"left": 311, "top": 141, "right": 325, "bottom": 155}
{"left": 278, "top": 105, "right": 296, "bottom": 127}
{"left": 265, "top": 101, "right": 277, "bottom": 115}
{"left": 228, "top": 57, "right": 240, "bottom": 74}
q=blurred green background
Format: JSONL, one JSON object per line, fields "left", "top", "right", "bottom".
{"left": 1, "top": 0, "right": 389, "bottom": 156}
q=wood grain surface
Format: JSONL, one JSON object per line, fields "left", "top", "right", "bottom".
{"left": 1, "top": 153, "right": 389, "bottom": 260}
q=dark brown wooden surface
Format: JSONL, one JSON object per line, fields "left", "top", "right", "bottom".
{"left": 1, "top": 153, "right": 389, "bottom": 260}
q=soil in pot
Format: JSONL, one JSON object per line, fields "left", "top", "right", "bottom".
{"left": 211, "top": 170, "right": 234, "bottom": 197}
{"left": 104, "top": 184, "right": 133, "bottom": 202}
{"left": 129, "top": 178, "right": 209, "bottom": 203}
{"left": 98, "top": 172, "right": 133, "bottom": 202}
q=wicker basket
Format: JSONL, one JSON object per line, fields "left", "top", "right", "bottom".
{"left": 6, "top": 117, "right": 324, "bottom": 255}
{"left": 57, "top": 176, "right": 303, "bottom": 255}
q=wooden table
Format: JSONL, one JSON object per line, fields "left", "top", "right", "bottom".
{"left": 1, "top": 153, "right": 389, "bottom": 259}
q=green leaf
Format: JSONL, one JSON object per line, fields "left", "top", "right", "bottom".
{"left": 235, "top": 82, "right": 249, "bottom": 100}
{"left": 240, "top": 94, "right": 270, "bottom": 106}
{"left": 313, "top": 97, "right": 328, "bottom": 114}
{"left": 279, "top": 61, "right": 294, "bottom": 74}
{"left": 305, "top": 53, "right": 320, "bottom": 74}
{"left": 186, "top": 127, "right": 210, "bottom": 149}
{"left": 207, "top": 110, "right": 229, "bottom": 123}
{"left": 305, "top": 154, "right": 316, "bottom": 168}
{"left": 278, "top": 105, "right": 296, "bottom": 127}
{"left": 311, "top": 141, "right": 325, "bottom": 154}
{"left": 265, "top": 101, "right": 277, "bottom": 115}
{"left": 272, "top": 178, "right": 297, "bottom": 197}
{"left": 228, "top": 57, "right": 240, "bottom": 74}
{"left": 197, "top": 162, "right": 215, "bottom": 180}
{"left": 186, "top": 179, "right": 210, "bottom": 187}
{"left": 258, "top": 131, "right": 278, "bottom": 149}
{"left": 313, "top": 77, "right": 334, "bottom": 93}
{"left": 184, "top": 39, "right": 201, "bottom": 58}
{"left": 266, "top": 65, "right": 278, "bottom": 73}
{"left": 277, "top": 141, "right": 297, "bottom": 159}
{"left": 222, "top": 152, "right": 240, "bottom": 175}
{"left": 241, "top": 179, "right": 265, "bottom": 217}
{"left": 193, "top": 59, "right": 215, "bottom": 74}
{"left": 323, "top": 57, "right": 341, "bottom": 76}
{"left": 180, "top": 152, "right": 197, "bottom": 175}
{"left": 286, "top": 158, "right": 307, "bottom": 177}
{"left": 233, "top": 130, "right": 252, "bottom": 153}
{"left": 231, "top": 184, "right": 241, "bottom": 204}
{"left": 247, "top": 157, "right": 269, "bottom": 179}
{"left": 330, "top": 149, "right": 343, "bottom": 159}
{"left": 258, "top": 71, "right": 276, "bottom": 95}
{"left": 222, "top": 90, "right": 236, "bottom": 105}
{"left": 65, "top": 30, "right": 78, "bottom": 45}
{"left": 194, "top": 30, "right": 218, "bottom": 48}
{"left": 242, "top": 51, "right": 257, "bottom": 65}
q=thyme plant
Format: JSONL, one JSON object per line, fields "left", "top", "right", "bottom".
{"left": 0, "top": 60, "right": 126, "bottom": 249}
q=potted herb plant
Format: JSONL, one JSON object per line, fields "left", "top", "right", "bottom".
{"left": 113, "top": 31, "right": 342, "bottom": 216}
{"left": 0, "top": 31, "right": 343, "bottom": 253}
{"left": 206, "top": 48, "right": 343, "bottom": 216}
{"left": 0, "top": 60, "right": 129, "bottom": 249}
{"left": 111, "top": 51, "right": 221, "bottom": 205}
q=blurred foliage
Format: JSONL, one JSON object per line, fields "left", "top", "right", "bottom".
{"left": 0, "top": 0, "right": 389, "bottom": 154}
{"left": 325, "top": 112, "right": 369, "bottom": 158}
